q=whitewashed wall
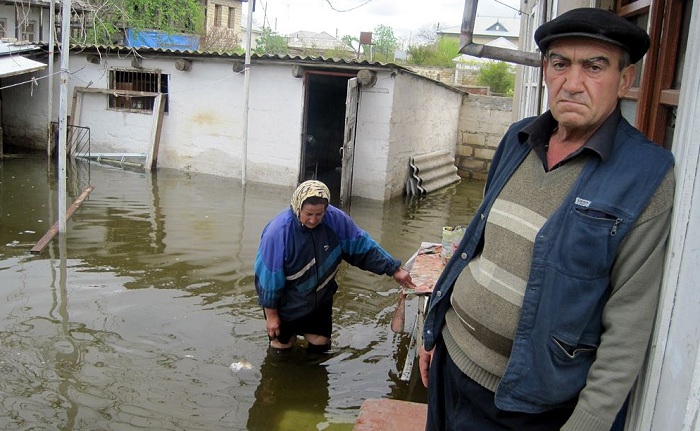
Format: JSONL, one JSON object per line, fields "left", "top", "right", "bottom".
{"left": 352, "top": 71, "right": 395, "bottom": 200}
{"left": 385, "top": 71, "right": 463, "bottom": 199}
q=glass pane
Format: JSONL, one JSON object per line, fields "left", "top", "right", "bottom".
{"left": 673, "top": 0, "right": 693, "bottom": 89}
{"left": 630, "top": 13, "right": 649, "bottom": 87}
{"left": 663, "top": 106, "right": 677, "bottom": 150}
{"left": 620, "top": 99, "right": 638, "bottom": 125}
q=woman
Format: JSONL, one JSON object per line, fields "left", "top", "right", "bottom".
{"left": 254, "top": 180, "right": 414, "bottom": 351}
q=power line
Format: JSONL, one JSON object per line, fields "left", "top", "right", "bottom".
{"left": 323, "top": 0, "right": 375, "bottom": 13}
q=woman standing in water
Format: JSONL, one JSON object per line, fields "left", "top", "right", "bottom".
{"left": 254, "top": 180, "right": 415, "bottom": 352}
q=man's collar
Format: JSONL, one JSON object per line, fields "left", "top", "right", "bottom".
{"left": 518, "top": 108, "right": 622, "bottom": 162}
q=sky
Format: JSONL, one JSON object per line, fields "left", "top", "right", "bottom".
{"left": 248, "top": 0, "right": 523, "bottom": 45}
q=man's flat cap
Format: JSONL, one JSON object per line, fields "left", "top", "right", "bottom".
{"left": 534, "top": 8, "right": 650, "bottom": 64}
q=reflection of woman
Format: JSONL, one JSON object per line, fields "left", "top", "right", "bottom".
{"left": 246, "top": 348, "right": 330, "bottom": 431}
{"left": 254, "top": 180, "right": 415, "bottom": 351}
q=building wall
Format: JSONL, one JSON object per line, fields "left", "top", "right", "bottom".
{"left": 351, "top": 71, "right": 395, "bottom": 200}
{"left": 204, "top": 0, "right": 243, "bottom": 46}
{"left": 0, "top": 3, "right": 49, "bottom": 42}
{"left": 386, "top": 70, "right": 463, "bottom": 199}
{"left": 456, "top": 94, "right": 513, "bottom": 181}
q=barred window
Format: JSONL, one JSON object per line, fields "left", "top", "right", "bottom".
{"left": 108, "top": 69, "right": 169, "bottom": 113}
{"left": 0, "top": 18, "right": 6, "bottom": 38}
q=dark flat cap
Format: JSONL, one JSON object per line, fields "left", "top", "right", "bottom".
{"left": 534, "top": 8, "right": 650, "bottom": 64}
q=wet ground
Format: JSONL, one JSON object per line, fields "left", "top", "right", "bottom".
{"left": 0, "top": 153, "right": 483, "bottom": 431}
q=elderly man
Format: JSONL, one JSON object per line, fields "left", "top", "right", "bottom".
{"left": 419, "top": 8, "right": 675, "bottom": 431}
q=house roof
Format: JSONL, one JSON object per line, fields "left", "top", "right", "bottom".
{"left": 53, "top": 43, "right": 467, "bottom": 95}
{"left": 439, "top": 16, "right": 521, "bottom": 39}
{"left": 286, "top": 31, "right": 354, "bottom": 52}
{"left": 0, "top": 41, "right": 46, "bottom": 78}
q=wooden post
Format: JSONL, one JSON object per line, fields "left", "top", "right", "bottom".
{"left": 146, "top": 93, "right": 165, "bottom": 170}
{"left": 30, "top": 185, "right": 95, "bottom": 254}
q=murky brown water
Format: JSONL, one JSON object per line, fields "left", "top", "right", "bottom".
{"left": 0, "top": 154, "right": 483, "bottom": 431}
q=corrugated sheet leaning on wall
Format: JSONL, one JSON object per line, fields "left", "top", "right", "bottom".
{"left": 406, "top": 149, "right": 461, "bottom": 196}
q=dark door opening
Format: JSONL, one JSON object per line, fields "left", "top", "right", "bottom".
{"left": 301, "top": 72, "right": 355, "bottom": 201}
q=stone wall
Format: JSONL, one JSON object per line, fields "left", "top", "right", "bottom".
{"left": 456, "top": 94, "right": 513, "bottom": 181}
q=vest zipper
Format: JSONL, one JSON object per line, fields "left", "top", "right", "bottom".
{"left": 610, "top": 218, "right": 622, "bottom": 236}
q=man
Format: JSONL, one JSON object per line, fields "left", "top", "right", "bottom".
{"left": 419, "top": 8, "right": 675, "bottom": 431}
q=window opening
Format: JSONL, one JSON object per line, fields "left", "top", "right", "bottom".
{"left": 214, "top": 5, "right": 223, "bottom": 27}
{"left": 108, "top": 69, "right": 169, "bottom": 113}
{"left": 228, "top": 7, "right": 236, "bottom": 29}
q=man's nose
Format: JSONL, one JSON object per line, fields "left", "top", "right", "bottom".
{"left": 562, "top": 66, "right": 585, "bottom": 93}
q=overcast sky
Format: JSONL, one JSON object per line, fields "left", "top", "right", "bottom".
{"left": 248, "top": 0, "right": 523, "bottom": 43}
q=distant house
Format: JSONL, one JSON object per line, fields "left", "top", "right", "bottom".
{"left": 438, "top": 16, "right": 520, "bottom": 47}
{"left": 200, "top": 0, "right": 244, "bottom": 50}
{"left": 0, "top": 0, "right": 96, "bottom": 43}
{"left": 286, "top": 30, "right": 354, "bottom": 57}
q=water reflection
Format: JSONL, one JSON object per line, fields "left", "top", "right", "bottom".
{"left": 0, "top": 154, "right": 483, "bottom": 430}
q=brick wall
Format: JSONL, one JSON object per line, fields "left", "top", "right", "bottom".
{"left": 456, "top": 95, "right": 513, "bottom": 181}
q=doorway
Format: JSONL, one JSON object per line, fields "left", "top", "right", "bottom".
{"left": 301, "top": 72, "right": 355, "bottom": 202}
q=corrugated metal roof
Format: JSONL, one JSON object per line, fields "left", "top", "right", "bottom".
{"left": 64, "top": 43, "right": 391, "bottom": 66}
{"left": 36, "top": 43, "right": 466, "bottom": 95}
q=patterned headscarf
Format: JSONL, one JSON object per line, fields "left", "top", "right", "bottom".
{"left": 291, "top": 180, "right": 331, "bottom": 218}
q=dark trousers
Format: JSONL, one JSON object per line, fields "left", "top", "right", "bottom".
{"left": 426, "top": 338, "right": 574, "bottom": 431}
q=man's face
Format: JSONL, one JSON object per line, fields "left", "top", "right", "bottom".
{"left": 544, "top": 38, "right": 635, "bottom": 132}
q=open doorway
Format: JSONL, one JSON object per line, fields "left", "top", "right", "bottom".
{"left": 301, "top": 72, "right": 355, "bottom": 201}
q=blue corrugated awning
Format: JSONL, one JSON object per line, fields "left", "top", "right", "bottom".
{"left": 0, "top": 55, "right": 46, "bottom": 79}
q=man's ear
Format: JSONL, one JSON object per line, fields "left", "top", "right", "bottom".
{"left": 618, "top": 64, "right": 636, "bottom": 98}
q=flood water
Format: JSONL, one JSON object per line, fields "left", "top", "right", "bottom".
{"left": 0, "top": 153, "right": 483, "bottom": 431}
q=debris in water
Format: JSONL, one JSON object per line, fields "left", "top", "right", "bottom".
{"left": 230, "top": 360, "right": 253, "bottom": 372}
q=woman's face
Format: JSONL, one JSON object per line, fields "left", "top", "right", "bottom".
{"left": 299, "top": 203, "right": 327, "bottom": 229}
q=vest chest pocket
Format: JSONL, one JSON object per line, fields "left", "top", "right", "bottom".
{"left": 551, "top": 207, "right": 625, "bottom": 277}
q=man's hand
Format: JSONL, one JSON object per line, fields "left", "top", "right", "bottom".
{"left": 418, "top": 345, "right": 434, "bottom": 388}
{"left": 393, "top": 267, "right": 416, "bottom": 290}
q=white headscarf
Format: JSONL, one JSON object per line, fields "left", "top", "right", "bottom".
{"left": 290, "top": 180, "right": 331, "bottom": 218}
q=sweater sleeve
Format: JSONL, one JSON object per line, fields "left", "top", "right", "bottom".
{"left": 562, "top": 170, "right": 675, "bottom": 431}
{"left": 324, "top": 206, "right": 401, "bottom": 276}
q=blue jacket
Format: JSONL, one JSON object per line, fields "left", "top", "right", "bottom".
{"left": 423, "top": 116, "right": 674, "bottom": 412}
{"left": 255, "top": 205, "right": 401, "bottom": 321}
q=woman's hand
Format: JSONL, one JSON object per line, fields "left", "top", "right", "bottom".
{"left": 418, "top": 345, "right": 434, "bottom": 388}
{"left": 392, "top": 267, "right": 416, "bottom": 290}
{"left": 264, "top": 307, "right": 282, "bottom": 339}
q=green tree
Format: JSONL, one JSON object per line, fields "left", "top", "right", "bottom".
{"left": 371, "top": 24, "right": 398, "bottom": 62}
{"left": 407, "top": 37, "right": 459, "bottom": 67}
{"left": 477, "top": 61, "right": 515, "bottom": 95}
{"left": 254, "top": 27, "right": 289, "bottom": 55}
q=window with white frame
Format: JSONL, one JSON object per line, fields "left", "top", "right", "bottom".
{"left": 21, "top": 21, "right": 37, "bottom": 42}
{"left": 108, "top": 69, "right": 169, "bottom": 113}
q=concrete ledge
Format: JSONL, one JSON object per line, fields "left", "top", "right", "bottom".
{"left": 353, "top": 398, "right": 428, "bottom": 431}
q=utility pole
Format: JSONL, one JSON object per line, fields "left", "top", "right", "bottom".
{"left": 47, "top": 0, "right": 56, "bottom": 158}
{"left": 241, "top": 0, "right": 255, "bottom": 185}
{"left": 57, "top": 0, "right": 72, "bottom": 232}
